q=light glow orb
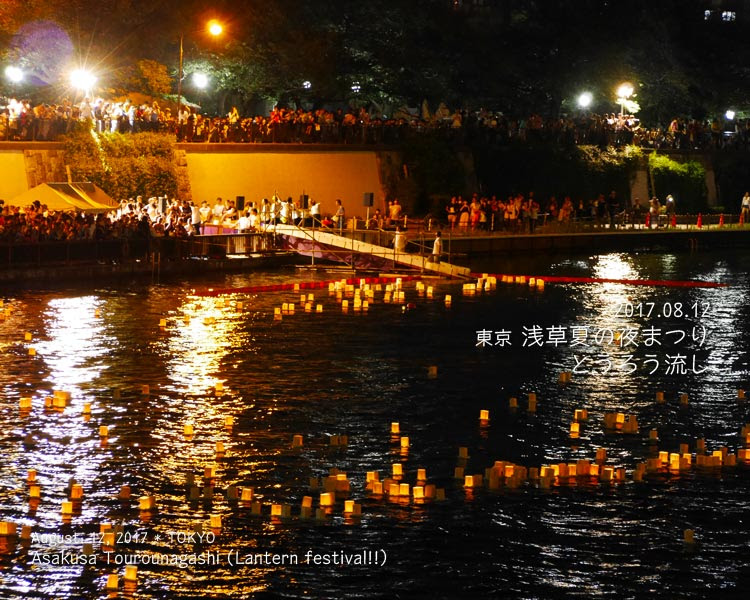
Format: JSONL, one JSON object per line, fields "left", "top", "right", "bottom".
{"left": 5, "top": 66, "right": 23, "bottom": 83}
{"left": 193, "top": 72, "right": 209, "bottom": 89}
{"left": 70, "top": 69, "right": 96, "bottom": 91}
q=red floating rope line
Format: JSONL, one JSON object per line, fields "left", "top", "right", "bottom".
{"left": 471, "top": 274, "right": 727, "bottom": 288}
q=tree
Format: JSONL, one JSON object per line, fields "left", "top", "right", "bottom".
{"left": 133, "top": 59, "right": 171, "bottom": 98}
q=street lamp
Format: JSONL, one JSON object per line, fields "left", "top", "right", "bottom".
{"left": 177, "top": 20, "right": 223, "bottom": 135}
{"left": 616, "top": 82, "right": 634, "bottom": 116}
{"left": 577, "top": 91, "right": 593, "bottom": 109}
{"left": 70, "top": 69, "right": 97, "bottom": 94}
{"left": 193, "top": 72, "right": 209, "bottom": 89}
{"left": 726, "top": 109, "right": 736, "bottom": 120}
{"left": 5, "top": 66, "right": 23, "bottom": 83}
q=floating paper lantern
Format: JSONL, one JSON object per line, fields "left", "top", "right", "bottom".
{"left": 124, "top": 565, "right": 137, "bottom": 582}
{"left": 70, "top": 484, "right": 83, "bottom": 500}
{"left": 0, "top": 522, "right": 17, "bottom": 536}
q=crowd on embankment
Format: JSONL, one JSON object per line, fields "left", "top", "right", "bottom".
{"left": 0, "top": 194, "right": 349, "bottom": 243}
{"left": 2, "top": 96, "right": 749, "bottom": 150}
{"left": 0, "top": 185, "right": 717, "bottom": 244}
{"left": 440, "top": 191, "right": 709, "bottom": 233}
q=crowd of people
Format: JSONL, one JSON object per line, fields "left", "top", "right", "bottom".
{"left": 0, "top": 199, "right": 152, "bottom": 243}
{"left": 0, "top": 185, "right": 743, "bottom": 244}
{"left": 1, "top": 95, "right": 749, "bottom": 151}
{"left": 0, "top": 194, "right": 356, "bottom": 243}
{"left": 439, "top": 190, "right": 677, "bottom": 233}
{"left": 0, "top": 186, "right": 665, "bottom": 245}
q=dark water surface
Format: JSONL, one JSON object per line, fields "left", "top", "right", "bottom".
{"left": 1, "top": 251, "right": 749, "bottom": 599}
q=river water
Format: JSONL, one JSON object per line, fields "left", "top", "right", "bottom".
{"left": 0, "top": 250, "right": 749, "bottom": 599}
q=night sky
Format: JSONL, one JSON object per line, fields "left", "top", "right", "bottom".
{"left": 0, "top": 0, "right": 747, "bottom": 122}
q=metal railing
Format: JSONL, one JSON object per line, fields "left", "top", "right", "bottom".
{"left": 405, "top": 212, "right": 748, "bottom": 237}
{"left": 301, "top": 221, "right": 456, "bottom": 271}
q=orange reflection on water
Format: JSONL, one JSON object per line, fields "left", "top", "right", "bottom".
{"left": 164, "top": 296, "right": 247, "bottom": 397}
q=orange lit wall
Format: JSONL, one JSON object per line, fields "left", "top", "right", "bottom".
{"left": 184, "top": 150, "right": 385, "bottom": 218}
{"left": 0, "top": 150, "right": 33, "bottom": 201}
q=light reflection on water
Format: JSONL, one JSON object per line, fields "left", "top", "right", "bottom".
{"left": 0, "top": 252, "right": 749, "bottom": 599}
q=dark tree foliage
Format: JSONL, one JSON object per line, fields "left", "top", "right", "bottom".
{"left": 1, "top": 0, "right": 748, "bottom": 120}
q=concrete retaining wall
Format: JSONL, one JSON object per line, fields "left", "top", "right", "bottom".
{"left": 0, "top": 143, "right": 388, "bottom": 219}
{"left": 181, "top": 145, "right": 385, "bottom": 218}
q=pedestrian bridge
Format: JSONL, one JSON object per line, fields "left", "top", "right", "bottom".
{"left": 273, "top": 224, "right": 471, "bottom": 278}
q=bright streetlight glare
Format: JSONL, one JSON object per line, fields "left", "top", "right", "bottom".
{"left": 193, "top": 72, "right": 209, "bottom": 89}
{"left": 616, "top": 82, "right": 634, "bottom": 99}
{"left": 5, "top": 66, "right": 23, "bottom": 83}
{"left": 726, "top": 109, "right": 736, "bottom": 120}
{"left": 303, "top": 80, "right": 312, "bottom": 89}
{"left": 577, "top": 91, "right": 593, "bottom": 108}
{"left": 70, "top": 69, "right": 96, "bottom": 91}
{"left": 208, "top": 21, "right": 223, "bottom": 36}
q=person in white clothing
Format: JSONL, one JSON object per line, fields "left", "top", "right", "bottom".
{"left": 310, "top": 199, "right": 321, "bottom": 225}
{"left": 212, "top": 198, "right": 225, "bottom": 221}
{"left": 431, "top": 231, "right": 442, "bottom": 263}
{"left": 393, "top": 226, "right": 406, "bottom": 253}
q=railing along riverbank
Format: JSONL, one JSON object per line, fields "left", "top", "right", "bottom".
{"left": 0, "top": 232, "right": 277, "bottom": 269}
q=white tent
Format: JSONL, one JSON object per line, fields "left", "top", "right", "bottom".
{"left": 10, "top": 182, "right": 119, "bottom": 212}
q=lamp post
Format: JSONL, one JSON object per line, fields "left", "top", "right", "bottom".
{"left": 177, "top": 20, "right": 223, "bottom": 137}
{"left": 177, "top": 33, "right": 184, "bottom": 132}
{"left": 616, "top": 82, "right": 634, "bottom": 116}
{"left": 70, "top": 69, "right": 97, "bottom": 95}
{"left": 577, "top": 91, "right": 593, "bottom": 110}
{"left": 5, "top": 66, "right": 23, "bottom": 84}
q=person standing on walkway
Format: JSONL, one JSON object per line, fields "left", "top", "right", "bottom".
{"left": 430, "top": 230, "right": 442, "bottom": 263}
{"left": 606, "top": 190, "right": 620, "bottom": 229}
{"left": 334, "top": 199, "right": 345, "bottom": 233}
{"left": 393, "top": 226, "right": 406, "bottom": 253}
{"left": 741, "top": 192, "right": 750, "bottom": 223}
{"left": 310, "top": 199, "right": 321, "bottom": 226}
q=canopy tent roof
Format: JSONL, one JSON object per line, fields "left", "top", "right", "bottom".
{"left": 10, "top": 182, "right": 119, "bottom": 212}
